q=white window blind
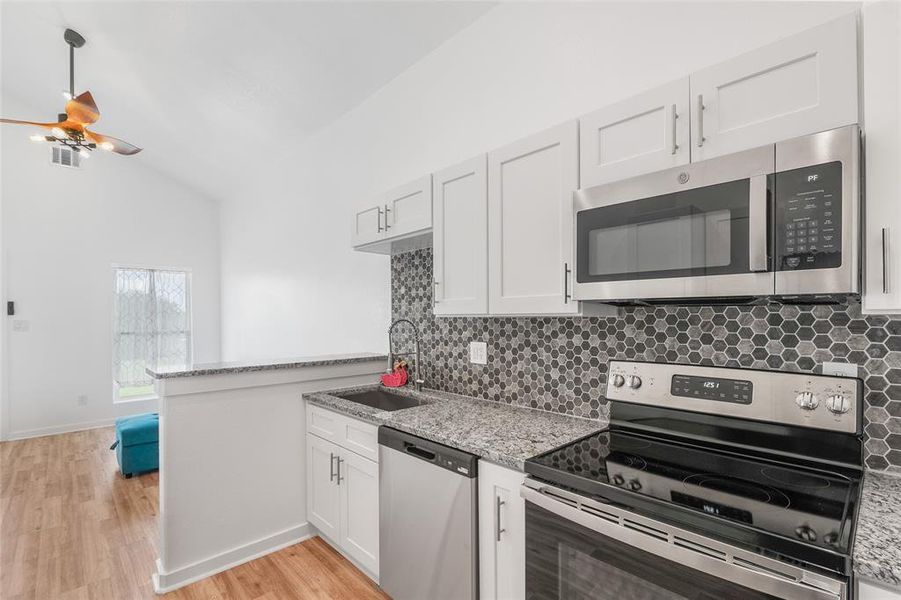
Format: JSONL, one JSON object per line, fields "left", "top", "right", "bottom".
{"left": 113, "top": 267, "right": 191, "bottom": 398}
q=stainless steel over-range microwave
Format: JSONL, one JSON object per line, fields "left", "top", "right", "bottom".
{"left": 572, "top": 125, "right": 861, "bottom": 305}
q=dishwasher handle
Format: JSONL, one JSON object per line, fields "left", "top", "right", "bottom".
{"left": 379, "top": 426, "right": 479, "bottom": 477}
{"left": 405, "top": 443, "right": 437, "bottom": 462}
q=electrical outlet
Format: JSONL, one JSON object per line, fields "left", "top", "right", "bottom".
{"left": 822, "top": 362, "right": 858, "bottom": 377}
{"left": 469, "top": 341, "right": 488, "bottom": 365}
{"left": 12, "top": 320, "right": 30, "bottom": 332}
{"left": 77, "top": 395, "right": 88, "bottom": 406}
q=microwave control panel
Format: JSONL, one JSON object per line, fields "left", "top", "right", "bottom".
{"left": 774, "top": 161, "right": 842, "bottom": 271}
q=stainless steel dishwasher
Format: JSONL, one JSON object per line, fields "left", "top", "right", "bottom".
{"left": 379, "top": 427, "right": 479, "bottom": 600}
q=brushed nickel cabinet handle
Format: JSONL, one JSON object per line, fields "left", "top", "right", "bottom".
{"left": 884, "top": 228, "right": 891, "bottom": 294}
{"left": 696, "top": 94, "right": 705, "bottom": 148}
{"left": 376, "top": 207, "right": 383, "bottom": 233}
{"left": 384, "top": 204, "right": 391, "bottom": 230}
{"left": 671, "top": 104, "right": 679, "bottom": 155}
{"left": 329, "top": 452, "right": 336, "bottom": 482}
{"left": 496, "top": 496, "right": 506, "bottom": 542}
{"left": 563, "top": 263, "right": 572, "bottom": 304}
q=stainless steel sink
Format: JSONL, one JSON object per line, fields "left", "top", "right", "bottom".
{"left": 338, "top": 389, "right": 425, "bottom": 412}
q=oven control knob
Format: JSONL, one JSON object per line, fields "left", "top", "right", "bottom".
{"left": 611, "top": 374, "right": 626, "bottom": 388}
{"left": 627, "top": 375, "right": 642, "bottom": 389}
{"left": 824, "top": 532, "right": 839, "bottom": 545}
{"left": 628, "top": 479, "right": 642, "bottom": 491}
{"left": 612, "top": 474, "right": 625, "bottom": 486}
{"left": 826, "top": 394, "right": 850, "bottom": 414}
{"left": 795, "top": 525, "right": 817, "bottom": 542}
{"left": 795, "top": 391, "right": 818, "bottom": 410}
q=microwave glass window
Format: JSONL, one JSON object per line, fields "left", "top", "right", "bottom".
{"left": 587, "top": 208, "right": 732, "bottom": 276}
{"left": 774, "top": 161, "right": 842, "bottom": 271}
{"left": 576, "top": 179, "right": 752, "bottom": 283}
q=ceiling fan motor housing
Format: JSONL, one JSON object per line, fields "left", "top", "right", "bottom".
{"left": 63, "top": 29, "right": 85, "bottom": 48}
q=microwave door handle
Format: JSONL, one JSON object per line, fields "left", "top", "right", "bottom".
{"left": 748, "top": 174, "right": 768, "bottom": 273}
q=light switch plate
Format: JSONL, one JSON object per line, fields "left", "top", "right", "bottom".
{"left": 822, "top": 362, "right": 858, "bottom": 377}
{"left": 469, "top": 341, "right": 488, "bottom": 365}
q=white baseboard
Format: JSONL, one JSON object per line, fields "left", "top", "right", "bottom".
{"left": 152, "top": 522, "right": 312, "bottom": 594}
{"left": 312, "top": 526, "right": 379, "bottom": 584}
{"left": 5, "top": 417, "right": 118, "bottom": 441}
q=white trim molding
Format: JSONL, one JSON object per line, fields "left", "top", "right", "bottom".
{"left": 152, "top": 523, "right": 312, "bottom": 594}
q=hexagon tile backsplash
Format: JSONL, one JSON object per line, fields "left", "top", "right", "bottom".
{"left": 391, "top": 248, "right": 901, "bottom": 472}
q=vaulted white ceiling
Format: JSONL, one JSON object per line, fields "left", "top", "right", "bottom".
{"left": 0, "top": 1, "right": 493, "bottom": 201}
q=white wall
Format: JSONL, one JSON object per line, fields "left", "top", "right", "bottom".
{"left": 218, "top": 1, "right": 859, "bottom": 362}
{"left": 0, "top": 94, "right": 221, "bottom": 439}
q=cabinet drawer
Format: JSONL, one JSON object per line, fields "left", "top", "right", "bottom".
{"left": 307, "top": 404, "right": 379, "bottom": 462}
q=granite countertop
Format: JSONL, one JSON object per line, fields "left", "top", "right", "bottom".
{"left": 304, "top": 384, "right": 606, "bottom": 470}
{"left": 855, "top": 469, "right": 901, "bottom": 588}
{"left": 146, "top": 352, "right": 388, "bottom": 379}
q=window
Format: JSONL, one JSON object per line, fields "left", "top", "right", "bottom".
{"left": 113, "top": 267, "right": 191, "bottom": 401}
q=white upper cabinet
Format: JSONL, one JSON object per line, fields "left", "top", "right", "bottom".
{"left": 433, "top": 156, "right": 489, "bottom": 315}
{"left": 691, "top": 12, "right": 859, "bottom": 161}
{"left": 580, "top": 78, "right": 691, "bottom": 188}
{"left": 353, "top": 176, "right": 432, "bottom": 253}
{"left": 488, "top": 121, "right": 581, "bottom": 315}
{"left": 862, "top": 0, "right": 901, "bottom": 314}
{"left": 384, "top": 175, "right": 432, "bottom": 238}
{"left": 352, "top": 205, "right": 385, "bottom": 248}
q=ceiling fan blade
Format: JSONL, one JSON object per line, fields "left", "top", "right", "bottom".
{"left": 66, "top": 91, "right": 100, "bottom": 125}
{"left": 85, "top": 130, "right": 142, "bottom": 155}
{"left": 0, "top": 118, "right": 63, "bottom": 128}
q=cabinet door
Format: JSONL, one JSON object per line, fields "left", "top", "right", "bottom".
{"left": 691, "top": 12, "right": 858, "bottom": 161}
{"left": 338, "top": 450, "right": 380, "bottom": 575}
{"left": 352, "top": 205, "right": 385, "bottom": 247}
{"left": 488, "top": 121, "right": 580, "bottom": 315}
{"left": 580, "top": 78, "right": 690, "bottom": 188}
{"left": 479, "top": 462, "right": 525, "bottom": 600}
{"left": 306, "top": 434, "right": 341, "bottom": 541}
{"left": 384, "top": 175, "right": 432, "bottom": 239}
{"left": 433, "top": 155, "right": 488, "bottom": 315}
{"left": 858, "top": 579, "right": 901, "bottom": 600}
{"left": 862, "top": 0, "right": 901, "bottom": 314}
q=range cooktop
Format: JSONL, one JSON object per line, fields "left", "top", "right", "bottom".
{"left": 525, "top": 360, "right": 865, "bottom": 577}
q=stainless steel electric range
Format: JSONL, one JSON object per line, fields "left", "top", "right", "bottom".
{"left": 523, "top": 360, "right": 864, "bottom": 600}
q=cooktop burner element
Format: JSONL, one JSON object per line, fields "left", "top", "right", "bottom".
{"left": 681, "top": 474, "right": 792, "bottom": 508}
{"left": 524, "top": 360, "right": 864, "bottom": 578}
{"left": 760, "top": 466, "right": 833, "bottom": 490}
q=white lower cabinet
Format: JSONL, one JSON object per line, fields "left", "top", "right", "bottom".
{"left": 306, "top": 407, "right": 379, "bottom": 576}
{"left": 479, "top": 461, "right": 526, "bottom": 600}
{"left": 858, "top": 579, "right": 901, "bottom": 600}
{"left": 338, "top": 449, "right": 380, "bottom": 573}
{"left": 307, "top": 434, "right": 342, "bottom": 542}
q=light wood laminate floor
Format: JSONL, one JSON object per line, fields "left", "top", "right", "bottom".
{"left": 0, "top": 427, "right": 389, "bottom": 599}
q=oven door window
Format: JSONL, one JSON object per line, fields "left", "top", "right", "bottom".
{"left": 525, "top": 502, "right": 781, "bottom": 600}
{"left": 576, "top": 179, "right": 753, "bottom": 283}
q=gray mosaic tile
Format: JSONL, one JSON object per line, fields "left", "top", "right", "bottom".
{"left": 392, "top": 247, "right": 901, "bottom": 471}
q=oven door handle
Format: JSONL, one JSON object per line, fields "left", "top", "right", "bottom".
{"left": 521, "top": 484, "right": 845, "bottom": 600}
{"left": 748, "top": 174, "right": 769, "bottom": 273}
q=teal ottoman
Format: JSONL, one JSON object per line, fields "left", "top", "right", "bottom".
{"left": 111, "top": 413, "right": 159, "bottom": 478}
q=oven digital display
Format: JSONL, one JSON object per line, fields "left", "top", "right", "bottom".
{"left": 670, "top": 375, "right": 752, "bottom": 404}
{"left": 671, "top": 491, "right": 753, "bottom": 524}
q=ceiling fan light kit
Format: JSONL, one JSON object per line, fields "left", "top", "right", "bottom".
{"left": 0, "top": 28, "right": 142, "bottom": 158}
